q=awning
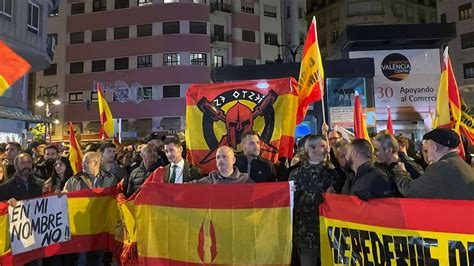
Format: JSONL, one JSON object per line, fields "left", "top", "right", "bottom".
{"left": 0, "top": 110, "right": 54, "bottom": 123}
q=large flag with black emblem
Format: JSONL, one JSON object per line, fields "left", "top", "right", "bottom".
{"left": 186, "top": 78, "right": 298, "bottom": 174}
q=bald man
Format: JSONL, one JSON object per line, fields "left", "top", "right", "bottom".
{"left": 190, "top": 146, "right": 253, "bottom": 184}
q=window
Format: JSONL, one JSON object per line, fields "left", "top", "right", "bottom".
{"left": 331, "top": 30, "right": 338, "bottom": 43}
{"left": 190, "top": 53, "right": 207, "bottom": 65}
{"left": 264, "top": 5, "right": 277, "bottom": 18}
{"left": 163, "top": 85, "right": 180, "bottom": 98}
{"left": 70, "top": 62, "right": 84, "bottom": 74}
{"left": 142, "top": 86, "right": 152, "bottom": 100}
{"left": 407, "top": 6, "right": 414, "bottom": 18}
{"left": 190, "top": 21, "right": 207, "bottom": 34}
{"left": 459, "top": 3, "right": 472, "bottom": 21}
{"left": 264, "top": 33, "right": 278, "bottom": 45}
{"left": 329, "top": 8, "right": 338, "bottom": 22}
{"left": 418, "top": 9, "right": 426, "bottom": 23}
{"left": 71, "top": 3, "right": 85, "bottom": 14}
{"left": 70, "top": 32, "right": 84, "bottom": 44}
{"left": 91, "top": 91, "right": 98, "bottom": 102}
{"left": 114, "top": 58, "right": 129, "bottom": 70}
{"left": 213, "top": 24, "right": 224, "bottom": 41}
{"left": 243, "top": 59, "right": 256, "bottom": 65}
{"left": 163, "top": 53, "right": 180, "bottom": 66}
{"left": 286, "top": 6, "right": 290, "bottom": 18}
{"left": 164, "top": 0, "right": 179, "bottom": 2}
{"left": 461, "top": 32, "right": 474, "bottom": 49}
{"left": 93, "top": 0, "right": 107, "bottom": 11}
{"left": 242, "top": 30, "right": 255, "bottom": 42}
{"left": 114, "top": 27, "right": 129, "bottom": 39}
{"left": 298, "top": 7, "right": 304, "bottom": 18}
{"left": 464, "top": 62, "right": 474, "bottom": 79}
{"left": 163, "top": 21, "right": 180, "bottom": 34}
{"left": 69, "top": 92, "right": 83, "bottom": 103}
{"left": 440, "top": 13, "right": 446, "bottom": 23}
{"left": 299, "top": 32, "right": 305, "bottom": 45}
{"left": 48, "top": 33, "right": 58, "bottom": 45}
{"left": 213, "top": 55, "right": 223, "bottom": 67}
{"left": 43, "top": 64, "right": 57, "bottom": 76}
{"left": 137, "top": 24, "right": 152, "bottom": 37}
{"left": 193, "top": 0, "right": 206, "bottom": 3}
{"left": 115, "top": 0, "right": 129, "bottom": 9}
{"left": 319, "top": 33, "right": 326, "bottom": 47}
{"left": 92, "top": 29, "right": 106, "bottom": 42}
{"left": 92, "top": 60, "right": 106, "bottom": 72}
{"left": 27, "top": 2, "right": 40, "bottom": 34}
{"left": 241, "top": 1, "right": 254, "bottom": 14}
{"left": 0, "top": 0, "right": 13, "bottom": 18}
{"left": 137, "top": 55, "right": 152, "bottom": 68}
{"left": 138, "top": 0, "right": 152, "bottom": 6}
{"left": 393, "top": 3, "right": 403, "bottom": 17}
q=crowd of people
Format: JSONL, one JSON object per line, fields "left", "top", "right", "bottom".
{"left": 0, "top": 127, "right": 473, "bottom": 266}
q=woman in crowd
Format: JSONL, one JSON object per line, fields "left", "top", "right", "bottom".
{"left": 43, "top": 157, "right": 74, "bottom": 193}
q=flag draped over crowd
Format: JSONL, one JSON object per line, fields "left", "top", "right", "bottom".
{"left": 0, "top": 41, "right": 31, "bottom": 96}
{"left": 185, "top": 77, "right": 298, "bottom": 174}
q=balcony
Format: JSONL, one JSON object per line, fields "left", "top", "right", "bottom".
{"left": 211, "top": 34, "right": 232, "bottom": 43}
{"left": 210, "top": 2, "right": 231, "bottom": 13}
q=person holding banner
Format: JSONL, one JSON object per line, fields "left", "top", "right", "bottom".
{"left": 289, "top": 135, "right": 337, "bottom": 266}
{"left": 394, "top": 128, "right": 474, "bottom": 200}
{"left": 163, "top": 138, "right": 201, "bottom": 183}
{"left": 0, "top": 153, "right": 43, "bottom": 204}
{"left": 341, "top": 139, "right": 396, "bottom": 199}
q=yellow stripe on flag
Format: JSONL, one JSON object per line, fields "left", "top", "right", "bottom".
{"left": 67, "top": 196, "right": 119, "bottom": 235}
{"left": 136, "top": 205, "right": 292, "bottom": 264}
{"left": 0, "top": 75, "right": 9, "bottom": 95}
{"left": 0, "top": 210, "right": 9, "bottom": 257}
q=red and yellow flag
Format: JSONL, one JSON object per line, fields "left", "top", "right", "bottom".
{"left": 186, "top": 77, "right": 298, "bottom": 174}
{"left": 354, "top": 92, "right": 370, "bottom": 141}
{"left": 0, "top": 41, "right": 31, "bottom": 95}
{"left": 97, "top": 83, "right": 114, "bottom": 139}
{"left": 433, "top": 47, "right": 465, "bottom": 158}
{"left": 68, "top": 122, "right": 83, "bottom": 174}
{"left": 459, "top": 98, "right": 474, "bottom": 145}
{"left": 386, "top": 106, "right": 394, "bottom": 134}
{"left": 297, "top": 17, "right": 324, "bottom": 124}
{"left": 134, "top": 182, "right": 292, "bottom": 265}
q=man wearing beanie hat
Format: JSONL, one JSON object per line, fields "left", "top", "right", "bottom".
{"left": 393, "top": 128, "right": 474, "bottom": 200}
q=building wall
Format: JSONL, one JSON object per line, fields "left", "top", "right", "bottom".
{"left": 437, "top": 0, "right": 474, "bottom": 108}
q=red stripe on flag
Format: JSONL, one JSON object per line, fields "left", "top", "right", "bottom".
{"left": 135, "top": 183, "right": 291, "bottom": 209}
{"left": 139, "top": 257, "right": 289, "bottom": 266}
{"left": 320, "top": 193, "right": 474, "bottom": 235}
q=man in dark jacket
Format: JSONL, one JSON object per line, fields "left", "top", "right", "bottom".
{"left": 35, "top": 144, "right": 59, "bottom": 180}
{"left": 123, "top": 144, "right": 161, "bottom": 197}
{"left": 191, "top": 146, "right": 253, "bottom": 184}
{"left": 100, "top": 142, "right": 128, "bottom": 181}
{"left": 394, "top": 128, "right": 474, "bottom": 200}
{"left": 234, "top": 131, "right": 276, "bottom": 182}
{"left": 341, "top": 139, "right": 396, "bottom": 199}
{"left": 0, "top": 153, "right": 43, "bottom": 203}
{"left": 163, "top": 138, "right": 201, "bottom": 183}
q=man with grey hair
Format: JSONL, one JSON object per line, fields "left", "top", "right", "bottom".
{"left": 63, "top": 152, "right": 117, "bottom": 192}
{"left": 123, "top": 144, "right": 162, "bottom": 197}
{"left": 0, "top": 153, "right": 43, "bottom": 203}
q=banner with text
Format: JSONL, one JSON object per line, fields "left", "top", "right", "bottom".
{"left": 349, "top": 49, "right": 441, "bottom": 112}
{"left": 8, "top": 195, "right": 70, "bottom": 255}
{"left": 320, "top": 194, "right": 474, "bottom": 266}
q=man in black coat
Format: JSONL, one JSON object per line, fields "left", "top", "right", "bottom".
{"left": 341, "top": 139, "right": 396, "bottom": 199}
{"left": 234, "top": 131, "right": 276, "bottom": 183}
{"left": 123, "top": 144, "right": 161, "bottom": 198}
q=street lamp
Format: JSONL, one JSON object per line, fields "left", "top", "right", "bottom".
{"left": 272, "top": 43, "right": 304, "bottom": 63}
{"left": 36, "top": 85, "right": 61, "bottom": 142}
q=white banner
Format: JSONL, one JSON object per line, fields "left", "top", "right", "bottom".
{"left": 8, "top": 195, "right": 71, "bottom": 255}
{"left": 349, "top": 49, "right": 441, "bottom": 110}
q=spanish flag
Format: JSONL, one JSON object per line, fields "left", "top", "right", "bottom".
{"left": 69, "top": 122, "right": 83, "bottom": 174}
{"left": 134, "top": 182, "right": 292, "bottom": 265}
{"left": 186, "top": 78, "right": 298, "bottom": 174}
{"left": 386, "top": 106, "right": 394, "bottom": 134}
{"left": 433, "top": 47, "right": 465, "bottom": 158}
{"left": 0, "top": 41, "right": 31, "bottom": 96}
{"left": 459, "top": 98, "right": 474, "bottom": 145}
{"left": 97, "top": 83, "right": 114, "bottom": 139}
{"left": 296, "top": 16, "right": 324, "bottom": 124}
{"left": 354, "top": 92, "right": 370, "bottom": 141}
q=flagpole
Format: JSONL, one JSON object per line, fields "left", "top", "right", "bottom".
{"left": 313, "top": 16, "right": 326, "bottom": 126}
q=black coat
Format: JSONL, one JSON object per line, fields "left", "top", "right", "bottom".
{"left": 234, "top": 154, "right": 276, "bottom": 183}
{"left": 0, "top": 174, "right": 44, "bottom": 202}
{"left": 342, "top": 161, "right": 397, "bottom": 200}
{"left": 163, "top": 160, "right": 201, "bottom": 183}
{"left": 123, "top": 161, "right": 161, "bottom": 197}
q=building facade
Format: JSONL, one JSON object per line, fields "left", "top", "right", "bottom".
{"left": 437, "top": 0, "right": 474, "bottom": 108}
{"left": 35, "top": 0, "right": 307, "bottom": 141}
{"left": 307, "top": 0, "right": 438, "bottom": 59}
{"left": 0, "top": 0, "right": 55, "bottom": 144}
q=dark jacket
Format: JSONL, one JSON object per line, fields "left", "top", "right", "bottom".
{"left": 289, "top": 160, "right": 338, "bottom": 249}
{"left": 124, "top": 161, "right": 161, "bottom": 197}
{"left": 35, "top": 159, "right": 55, "bottom": 180}
{"left": 395, "top": 151, "right": 474, "bottom": 200}
{"left": 63, "top": 169, "right": 117, "bottom": 192}
{"left": 398, "top": 152, "right": 424, "bottom": 179}
{"left": 0, "top": 174, "right": 44, "bottom": 202}
{"left": 103, "top": 161, "right": 129, "bottom": 181}
{"left": 342, "top": 161, "right": 397, "bottom": 200}
{"left": 163, "top": 160, "right": 201, "bottom": 183}
{"left": 191, "top": 168, "right": 253, "bottom": 184}
{"left": 234, "top": 154, "right": 276, "bottom": 182}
